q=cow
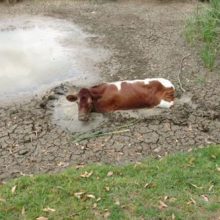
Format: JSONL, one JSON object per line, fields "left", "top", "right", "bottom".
{"left": 66, "top": 78, "right": 175, "bottom": 121}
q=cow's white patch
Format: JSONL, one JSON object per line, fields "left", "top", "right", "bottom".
{"left": 111, "top": 81, "right": 122, "bottom": 90}
{"left": 150, "top": 78, "right": 175, "bottom": 89}
{"left": 157, "top": 100, "right": 174, "bottom": 108}
{"left": 109, "top": 78, "right": 174, "bottom": 91}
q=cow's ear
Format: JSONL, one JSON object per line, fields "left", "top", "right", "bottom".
{"left": 66, "top": 94, "right": 78, "bottom": 102}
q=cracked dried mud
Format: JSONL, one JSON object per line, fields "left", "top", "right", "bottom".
{"left": 1, "top": 0, "right": 220, "bottom": 181}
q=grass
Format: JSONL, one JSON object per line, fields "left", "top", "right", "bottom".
{"left": 185, "top": 0, "right": 220, "bottom": 70}
{"left": 0, "top": 146, "right": 220, "bottom": 219}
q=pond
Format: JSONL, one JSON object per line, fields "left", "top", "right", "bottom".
{"left": 0, "top": 16, "right": 108, "bottom": 103}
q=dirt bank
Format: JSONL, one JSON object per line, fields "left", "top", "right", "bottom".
{"left": 1, "top": 0, "right": 220, "bottom": 182}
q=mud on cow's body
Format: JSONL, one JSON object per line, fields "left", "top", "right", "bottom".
{"left": 66, "top": 78, "right": 175, "bottom": 121}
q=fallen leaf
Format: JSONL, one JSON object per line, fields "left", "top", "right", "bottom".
{"left": 86, "top": 194, "right": 96, "bottom": 199}
{"left": 134, "top": 162, "right": 142, "bottom": 168}
{"left": 93, "top": 203, "right": 97, "bottom": 208}
{"left": 74, "top": 192, "right": 85, "bottom": 199}
{"left": 107, "top": 171, "right": 113, "bottom": 177}
{"left": 209, "top": 185, "right": 214, "bottom": 191}
{"left": 216, "top": 167, "right": 220, "bottom": 172}
{"left": 191, "top": 198, "right": 196, "bottom": 204}
{"left": 115, "top": 199, "right": 120, "bottom": 206}
{"left": 105, "top": 186, "right": 110, "bottom": 192}
{"left": 164, "top": 196, "right": 169, "bottom": 201}
{"left": 172, "top": 213, "right": 175, "bottom": 220}
{"left": 211, "top": 154, "right": 216, "bottom": 159}
{"left": 19, "top": 172, "right": 26, "bottom": 176}
{"left": 144, "top": 183, "right": 150, "bottom": 188}
{"left": 144, "top": 182, "right": 156, "bottom": 189}
{"left": 57, "top": 162, "right": 69, "bottom": 167}
{"left": 201, "top": 195, "right": 209, "bottom": 202}
{"left": 43, "top": 207, "right": 56, "bottom": 212}
{"left": 159, "top": 200, "right": 168, "bottom": 209}
{"left": 75, "top": 164, "right": 85, "bottom": 169}
{"left": 157, "top": 155, "right": 162, "bottom": 159}
{"left": 190, "top": 183, "right": 203, "bottom": 189}
{"left": 96, "top": 197, "right": 101, "bottom": 202}
{"left": 11, "top": 185, "right": 16, "bottom": 194}
{"left": 36, "top": 217, "right": 48, "bottom": 220}
{"left": 80, "top": 171, "right": 93, "bottom": 178}
{"left": 187, "top": 197, "right": 196, "bottom": 205}
{"left": 21, "top": 207, "right": 25, "bottom": 216}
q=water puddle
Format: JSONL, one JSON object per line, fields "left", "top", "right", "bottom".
{"left": 53, "top": 96, "right": 107, "bottom": 133}
{"left": 0, "top": 16, "right": 109, "bottom": 103}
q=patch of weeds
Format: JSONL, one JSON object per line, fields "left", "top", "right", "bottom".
{"left": 196, "top": 75, "right": 206, "bottom": 85}
{"left": 185, "top": 0, "right": 220, "bottom": 70}
{"left": 201, "top": 44, "right": 216, "bottom": 69}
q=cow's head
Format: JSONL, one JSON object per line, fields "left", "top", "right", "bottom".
{"left": 66, "top": 88, "right": 93, "bottom": 121}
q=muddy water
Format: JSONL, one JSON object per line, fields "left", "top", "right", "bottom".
{"left": 53, "top": 96, "right": 107, "bottom": 133}
{"left": 0, "top": 16, "right": 109, "bottom": 103}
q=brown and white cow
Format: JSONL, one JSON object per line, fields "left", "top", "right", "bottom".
{"left": 66, "top": 78, "right": 175, "bottom": 121}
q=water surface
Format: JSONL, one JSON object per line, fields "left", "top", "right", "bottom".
{"left": 0, "top": 16, "right": 108, "bottom": 102}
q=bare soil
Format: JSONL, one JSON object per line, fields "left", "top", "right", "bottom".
{"left": 1, "top": 0, "right": 220, "bottom": 182}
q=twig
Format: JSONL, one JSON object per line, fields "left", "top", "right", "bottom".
{"left": 178, "top": 54, "right": 191, "bottom": 93}
{"left": 99, "top": 129, "right": 130, "bottom": 136}
{"left": 72, "top": 119, "right": 141, "bottom": 143}
{"left": 73, "top": 129, "right": 130, "bottom": 143}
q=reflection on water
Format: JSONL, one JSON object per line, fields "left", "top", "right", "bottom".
{"left": 0, "top": 16, "right": 108, "bottom": 102}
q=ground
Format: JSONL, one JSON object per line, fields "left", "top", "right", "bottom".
{"left": 0, "top": 0, "right": 220, "bottom": 182}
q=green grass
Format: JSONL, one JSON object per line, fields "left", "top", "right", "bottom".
{"left": 0, "top": 146, "right": 220, "bottom": 220}
{"left": 185, "top": 0, "right": 220, "bottom": 70}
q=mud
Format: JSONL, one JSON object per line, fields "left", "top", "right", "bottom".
{"left": 0, "top": 0, "right": 220, "bottom": 182}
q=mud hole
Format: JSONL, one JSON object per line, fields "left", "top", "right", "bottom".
{"left": 1, "top": 0, "right": 220, "bottom": 181}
